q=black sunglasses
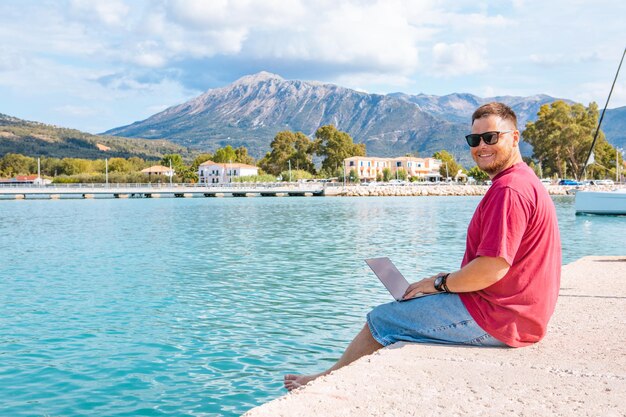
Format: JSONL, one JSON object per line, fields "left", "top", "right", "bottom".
{"left": 465, "top": 130, "right": 513, "bottom": 147}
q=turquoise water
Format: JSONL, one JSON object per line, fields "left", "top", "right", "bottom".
{"left": 1, "top": 195, "right": 624, "bottom": 416}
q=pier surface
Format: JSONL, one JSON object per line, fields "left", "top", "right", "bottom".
{"left": 0, "top": 183, "right": 613, "bottom": 199}
{"left": 244, "top": 256, "right": 626, "bottom": 417}
{"left": 0, "top": 183, "right": 325, "bottom": 199}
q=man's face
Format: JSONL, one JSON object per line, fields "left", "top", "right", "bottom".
{"left": 470, "top": 115, "right": 520, "bottom": 177}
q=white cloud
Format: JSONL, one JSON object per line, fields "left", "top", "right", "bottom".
{"left": 143, "top": 0, "right": 423, "bottom": 74}
{"left": 166, "top": 0, "right": 305, "bottom": 29}
{"left": 529, "top": 51, "right": 604, "bottom": 68}
{"left": 482, "top": 86, "right": 497, "bottom": 97}
{"left": 431, "top": 42, "right": 488, "bottom": 76}
{"left": 2, "top": 0, "right": 626, "bottom": 132}
{"left": 54, "top": 105, "right": 99, "bottom": 117}
{"left": 69, "top": 0, "right": 130, "bottom": 26}
{"left": 237, "top": 1, "right": 421, "bottom": 74}
{"left": 575, "top": 81, "right": 626, "bottom": 109}
{"left": 333, "top": 72, "right": 414, "bottom": 92}
{"left": 0, "top": 48, "right": 26, "bottom": 71}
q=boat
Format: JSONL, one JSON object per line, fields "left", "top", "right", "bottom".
{"left": 575, "top": 188, "right": 626, "bottom": 215}
{"left": 574, "top": 47, "right": 625, "bottom": 215}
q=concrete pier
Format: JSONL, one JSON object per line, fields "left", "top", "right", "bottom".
{"left": 0, "top": 183, "right": 325, "bottom": 200}
{"left": 243, "top": 256, "right": 626, "bottom": 417}
{"left": 0, "top": 183, "right": 617, "bottom": 200}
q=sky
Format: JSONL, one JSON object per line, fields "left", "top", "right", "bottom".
{"left": 0, "top": 0, "right": 624, "bottom": 134}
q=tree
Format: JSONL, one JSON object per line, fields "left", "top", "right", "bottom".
{"left": 212, "top": 146, "right": 237, "bottom": 163}
{"left": 382, "top": 167, "right": 392, "bottom": 182}
{"left": 467, "top": 166, "right": 489, "bottom": 182}
{"left": 0, "top": 153, "right": 36, "bottom": 176}
{"left": 60, "top": 158, "right": 92, "bottom": 175}
{"left": 161, "top": 154, "right": 185, "bottom": 170}
{"left": 348, "top": 168, "right": 359, "bottom": 183}
{"left": 396, "top": 168, "right": 408, "bottom": 180}
{"left": 41, "top": 157, "right": 63, "bottom": 177}
{"left": 523, "top": 101, "right": 616, "bottom": 179}
{"left": 258, "top": 131, "right": 315, "bottom": 175}
{"left": 191, "top": 153, "right": 214, "bottom": 170}
{"left": 279, "top": 169, "right": 313, "bottom": 182}
{"left": 314, "top": 125, "right": 365, "bottom": 173}
{"left": 433, "top": 150, "right": 464, "bottom": 180}
{"left": 127, "top": 157, "right": 147, "bottom": 172}
{"left": 292, "top": 133, "right": 315, "bottom": 173}
{"left": 178, "top": 167, "right": 199, "bottom": 183}
{"left": 108, "top": 158, "right": 132, "bottom": 173}
{"left": 234, "top": 146, "right": 255, "bottom": 165}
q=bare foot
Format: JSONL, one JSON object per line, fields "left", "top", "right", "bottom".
{"left": 283, "top": 373, "right": 320, "bottom": 391}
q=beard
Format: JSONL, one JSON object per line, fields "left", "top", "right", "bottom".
{"left": 473, "top": 146, "right": 515, "bottom": 176}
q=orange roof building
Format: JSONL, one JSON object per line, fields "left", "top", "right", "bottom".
{"left": 140, "top": 165, "right": 174, "bottom": 176}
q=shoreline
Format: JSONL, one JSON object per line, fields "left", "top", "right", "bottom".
{"left": 243, "top": 255, "right": 626, "bottom": 417}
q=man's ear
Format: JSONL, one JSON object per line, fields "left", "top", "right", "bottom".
{"left": 512, "top": 130, "right": 520, "bottom": 147}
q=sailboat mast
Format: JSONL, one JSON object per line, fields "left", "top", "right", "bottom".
{"left": 580, "top": 47, "right": 626, "bottom": 179}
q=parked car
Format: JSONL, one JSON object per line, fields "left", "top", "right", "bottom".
{"left": 558, "top": 179, "right": 582, "bottom": 186}
{"left": 594, "top": 179, "right": 615, "bottom": 186}
{"left": 388, "top": 179, "right": 408, "bottom": 185}
{"left": 540, "top": 178, "right": 552, "bottom": 185}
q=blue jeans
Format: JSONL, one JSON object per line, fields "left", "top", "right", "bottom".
{"left": 366, "top": 293, "right": 507, "bottom": 347}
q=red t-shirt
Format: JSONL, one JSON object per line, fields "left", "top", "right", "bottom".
{"left": 458, "top": 162, "right": 561, "bottom": 347}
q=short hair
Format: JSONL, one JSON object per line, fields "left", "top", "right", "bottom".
{"left": 471, "top": 102, "right": 518, "bottom": 129}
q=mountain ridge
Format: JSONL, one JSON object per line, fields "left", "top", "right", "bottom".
{"left": 104, "top": 73, "right": 472, "bottom": 161}
{"left": 0, "top": 113, "right": 193, "bottom": 160}
{"left": 4, "top": 72, "right": 624, "bottom": 164}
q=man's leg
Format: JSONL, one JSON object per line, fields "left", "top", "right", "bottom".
{"left": 284, "top": 323, "right": 383, "bottom": 391}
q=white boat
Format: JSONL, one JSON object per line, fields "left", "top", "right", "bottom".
{"left": 575, "top": 188, "right": 626, "bottom": 215}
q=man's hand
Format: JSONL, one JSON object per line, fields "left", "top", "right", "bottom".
{"left": 402, "top": 257, "right": 510, "bottom": 300}
{"left": 402, "top": 273, "right": 447, "bottom": 300}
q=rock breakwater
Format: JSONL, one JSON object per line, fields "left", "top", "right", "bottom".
{"left": 323, "top": 184, "right": 612, "bottom": 197}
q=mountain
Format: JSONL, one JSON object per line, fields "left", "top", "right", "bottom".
{"left": 104, "top": 71, "right": 625, "bottom": 164}
{"left": 389, "top": 92, "right": 575, "bottom": 156}
{"left": 104, "top": 72, "right": 470, "bottom": 161}
{"left": 0, "top": 113, "right": 193, "bottom": 160}
{"left": 389, "top": 92, "right": 569, "bottom": 128}
{"left": 603, "top": 106, "right": 626, "bottom": 150}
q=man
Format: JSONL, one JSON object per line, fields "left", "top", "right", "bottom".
{"left": 284, "top": 102, "right": 562, "bottom": 391}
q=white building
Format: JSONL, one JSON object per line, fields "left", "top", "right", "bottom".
{"left": 198, "top": 161, "right": 259, "bottom": 184}
{"left": 343, "top": 156, "right": 442, "bottom": 182}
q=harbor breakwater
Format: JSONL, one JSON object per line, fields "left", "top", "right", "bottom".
{"left": 322, "top": 184, "right": 611, "bottom": 197}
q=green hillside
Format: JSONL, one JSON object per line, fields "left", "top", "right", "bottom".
{"left": 0, "top": 113, "right": 195, "bottom": 160}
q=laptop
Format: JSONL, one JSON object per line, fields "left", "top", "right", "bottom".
{"left": 365, "top": 257, "right": 434, "bottom": 301}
